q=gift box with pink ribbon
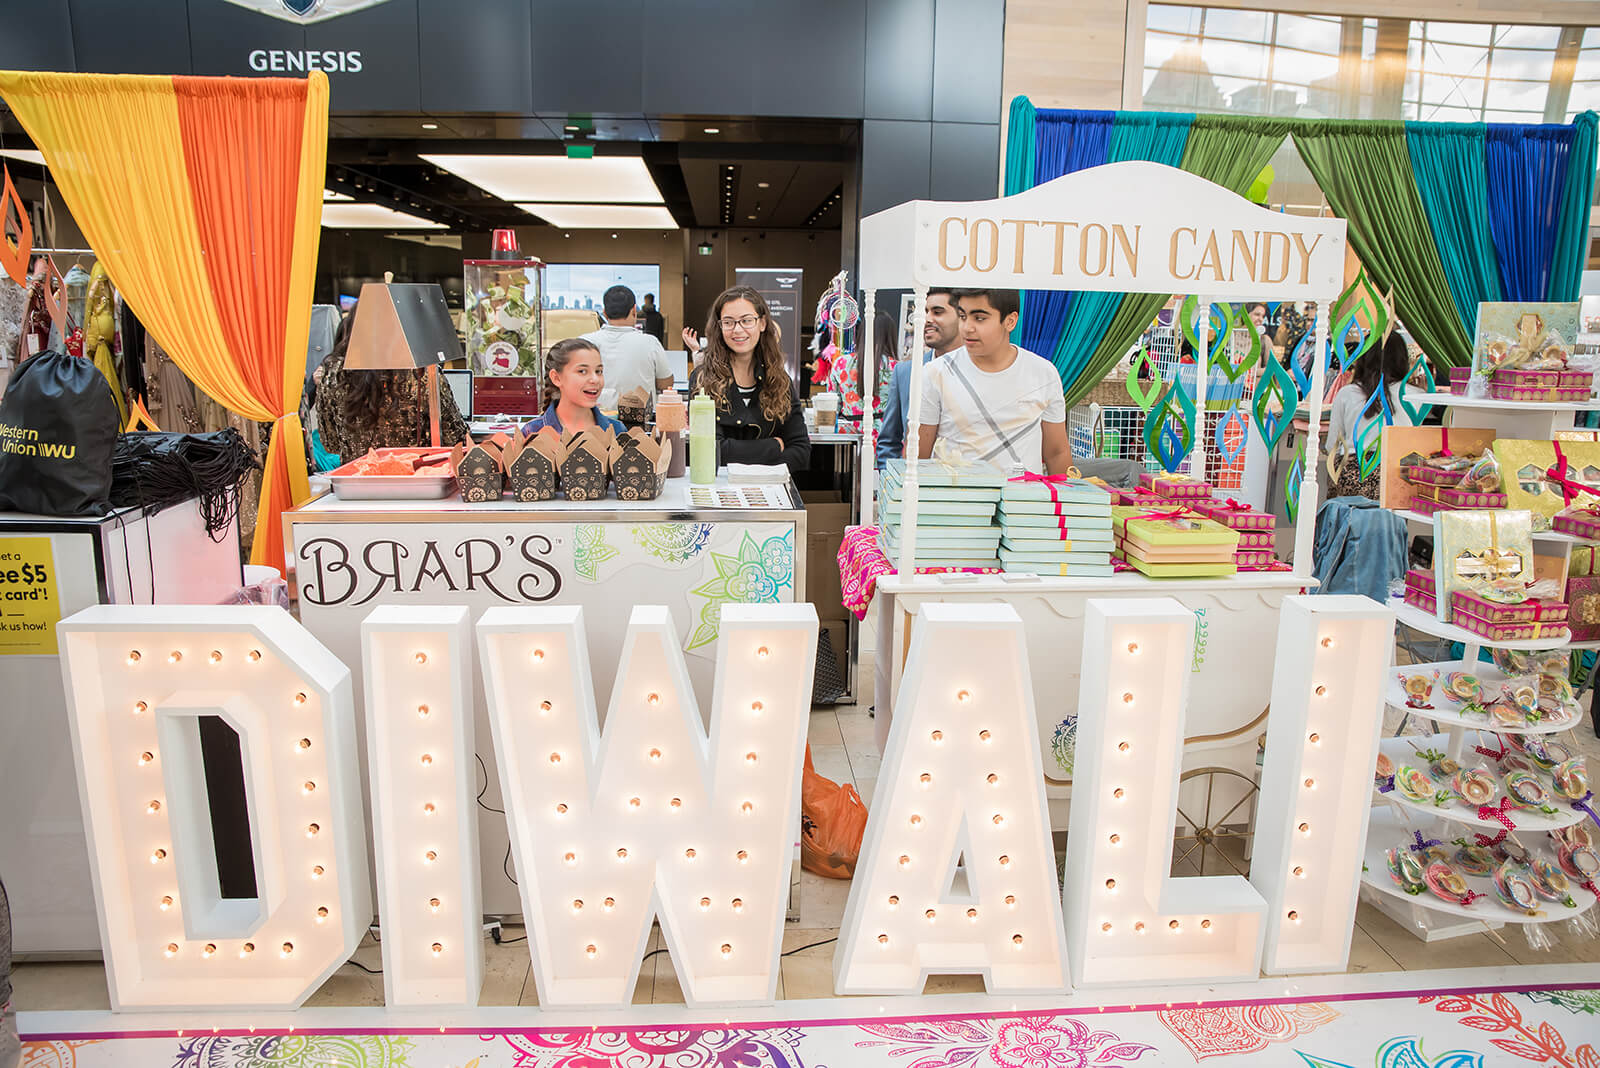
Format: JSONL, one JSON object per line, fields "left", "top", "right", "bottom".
{"left": 1449, "top": 605, "right": 1568, "bottom": 642}
{"left": 1138, "top": 471, "right": 1212, "bottom": 500}
{"left": 1108, "top": 486, "right": 1166, "bottom": 507}
{"left": 1490, "top": 367, "right": 1563, "bottom": 388}
{"left": 1193, "top": 497, "right": 1274, "bottom": 530}
{"left": 1237, "top": 530, "right": 1273, "bottom": 550}
{"left": 1449, "top": 590, "right": 1569, "bottom": 626}
{"left": 1487, "top": 382, "right": 1591, "bottom": 403}
{"left": 1401, "top": 464, "right": 1465, "bottom": 488}
{"left": 1553, "top": 504, "right": 1600, "bottom": 541}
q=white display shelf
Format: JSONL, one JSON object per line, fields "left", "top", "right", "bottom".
{"left": 1360, "top": 808, "right": 1597, "bottom": 926}
{"left": 1374, "top": 734, "right": 1585, "bottom": 832}
{"left": 1397, "top": 510, "right": 1594, "bottom": 546}
{"left": 1392, "top": 601, "right": 1571, "bottom": 650}
{"left": 1405, "top": 391, "right": 1600, "bottom": 412}
{"left": 1385, "top": 660, "right": 1582, "bottom": 735}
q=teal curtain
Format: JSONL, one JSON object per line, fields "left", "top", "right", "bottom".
{"left": 1004, "top": 95, "right": 1037, "bottom": 196}
{"left": 1045, "top": 111, "right": 1191, "bottom": 392}
{"left": 1067, "top": 115, "right": 1295, "bottom": 407}
{"left": 1406, "top": 122, "right": 1502, "bottom": 336}
{"left": 1551, "top": 110, "right": 1598, "bottom": 301}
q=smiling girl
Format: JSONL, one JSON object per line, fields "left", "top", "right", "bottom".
{"left": 523, "top": 337, "right": 628, "bottom": 437}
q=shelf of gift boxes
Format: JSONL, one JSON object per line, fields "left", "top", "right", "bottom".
{"left": 1396, "top": 509, "right": 1596, "bottom": 546}
{"left": 1405, "top": 391, "right": 1600, "bottom": 412}
{"left": 1385, "top": 659, "right": 1581, "bottom": 735}
{"left": 1372, "top": 734, "right": 1588, "bottom": 832}
{"left": 1360, "top": 808, "right": 1598, "bottom": 925}
{"left": 1393, "top": 601, "right": 1572, "bottom": 652}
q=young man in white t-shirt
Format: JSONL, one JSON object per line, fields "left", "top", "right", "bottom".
{"left": 916, "top": 289, "right": 1074, "bottom": 475}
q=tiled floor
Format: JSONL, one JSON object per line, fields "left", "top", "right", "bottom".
{"left": 11, "top": 644, "right": 1598, "bottom": 1010}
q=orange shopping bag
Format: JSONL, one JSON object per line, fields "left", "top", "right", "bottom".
{"left": 800, "top": 743, "right": 868, "bottom": 879}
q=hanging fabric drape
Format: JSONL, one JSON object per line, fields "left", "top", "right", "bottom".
{"left": 1405, "top": 122, "right": 1503, "bottom": 337}
{"left": 1066, "top": 115, "right": 1293, "bottom": 407}
{"left": 1485, "top": 123, "right": 1574, "bottom": 303}
{"left": 1012, "top": 109, "right": 1113, "bottom": 357}
{"left": 1550, "top": 111, "right": 1598, "bottom": 301}
{"left": 1003, "top": 95, "right": 1037, "bottom": 197}
{"left": 0, "top": 70, "right": 327, "bottom": 572}
{"left": 1293, "top": 120, "right": 1470, "bottom": 369}
{"left": 1046, "top": 111, "right": 1192, "bottom": 397}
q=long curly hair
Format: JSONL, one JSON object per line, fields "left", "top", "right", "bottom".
{"left": 695, "top": 286, "right": 793, "bottom": 422}
{"left": 338, "top": 300, "right": 427, "bottom": 432}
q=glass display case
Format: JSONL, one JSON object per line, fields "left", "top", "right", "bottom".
{"left": 463, "top": 257, "right": 545, "bottom": 415}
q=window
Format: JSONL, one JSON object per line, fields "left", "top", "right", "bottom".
{"left": 1403, "top": 21, "right": 1558, "bottom": 122}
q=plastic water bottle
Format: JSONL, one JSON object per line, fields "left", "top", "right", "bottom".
{"left": 689, "top": 391, "right": 716, "bottom": 485}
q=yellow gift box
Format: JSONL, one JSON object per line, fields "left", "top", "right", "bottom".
{"left": 1490, "top": 438, "right": 1600, "bottom": 530}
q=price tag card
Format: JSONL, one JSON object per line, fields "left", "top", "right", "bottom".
{"left": 0, "top": 536, "right": 60, "bottom": 655}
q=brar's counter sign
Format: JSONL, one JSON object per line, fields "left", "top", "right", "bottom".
{"left": 0, "top": 537, "right": 60, "bottom": 655}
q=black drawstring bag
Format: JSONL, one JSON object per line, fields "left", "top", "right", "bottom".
{"left": 0, "top": 350, "right": 119, "bottom": 517}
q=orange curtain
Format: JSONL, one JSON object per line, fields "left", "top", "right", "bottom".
{"left": 0, "top": 70, "right": 326, "bottom": 572}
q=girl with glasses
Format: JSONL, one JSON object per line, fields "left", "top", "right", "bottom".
{"left": 684, "top": 286, "right": 811, "bottom": 475}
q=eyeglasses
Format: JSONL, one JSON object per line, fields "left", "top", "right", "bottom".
{"left": 719, "top": 315, "right": 761, "bottom": 332}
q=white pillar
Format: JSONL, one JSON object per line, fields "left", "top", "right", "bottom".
{"left": 897, "top": 284, "right": 930, "bottom": 575}
{"left": 1190, "top": 298, "right": 1210, "bottom": 482}
{"left": 861, "top": 288, "right": 878, "bottom": 528}
{"left": 1294, "top": 300, "right": 1329, "bottom": 578}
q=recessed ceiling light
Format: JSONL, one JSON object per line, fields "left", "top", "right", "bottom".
{"left": 421, "top": 154, "right": 664, "bottom": 204}
{"left": 420, "top": 122, "right": 439, "bottom": 130}
{"left": 320, "top": 203, "right": 446, "bottom": 230}
{"left": 516, "top": 203, "right": 678, "bottom": 229}
{"left": 704, "top": 127, "right": 720, "bottom": 134}
{"left": 757, "top": 181, "right": 770, "bottom": 189}
{"left": 747, "top": 215, "right": 756, "bottom": 220}
{"left": 565, "top": 125, "right": 579, "bottom": 132}
{"left": 0, "top": 148, "right": 45, "bottom": 166}
{"left": 323, "top": 189, "right": 354, "bottom": 202}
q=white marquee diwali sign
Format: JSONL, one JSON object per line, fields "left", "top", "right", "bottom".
{"left": 57, "top": 593, "right": 1391, "bottom": 1012}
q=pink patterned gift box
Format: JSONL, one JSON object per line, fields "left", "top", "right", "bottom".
{"left": 1559, "top": 370, "right": 1593, "bottom": 390}
{"left": 1553, "top": 507, "right": 1600, "bottom": 541}
{"left": 1410, "top": 496, "right": 1457, "bottom": 516}
{"left": 1109, "top": 486, "right": 1166, "bottom": 507}
{"left": 1404, "top": 588, "right": 1436, "bottom": 614}
{"left": 1449, "top": 367, "right": 1471, "bottom": 395}
{"left": 1401, "top": 465, "right": 1464, "bottom": 487}
{"left": 1194, "top": 499, "right": 1274, "bottom": 530}
{"left": 1234, "top": 549, "right": 1276, "bottom": 567}
{"left": 1449, "top": 606, "right": 1568, "bottom": 642}
{"left": 1487, "top": 382, "right": 1591, "bottom": 403}
{"left": 1438, "top": 486, "right": 1507, "bottom": 508}
{"left": 1405, "top": 567, "right": 1435, "bottom": 595}
{"left": 1449, "top": 590, "right": 1569, "bottom": 624}
{"left": 1491, "top": 367, "right": 1562, "bottom": 388}
{"left": 1236, "top": 531, "right": 1273, "bottom": 550}
{"left": 1138, "top": 471, "right": 1211, "bottom": 499}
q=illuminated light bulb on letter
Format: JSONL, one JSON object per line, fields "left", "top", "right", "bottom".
{"left": 1314, "top": 685, "right": 1326, "bottom": 696}
{"left": 585, "top": 944, "right": 598, "bottom": 959}
{"left": 302, "top": 781, "right": 316, "bottom": 795}
{"left": 1298, "top": 822, "right": 1310, "bottom": 835}
{"left": 1134, "top": 922, "right": 1145, "bottom": 934}
{"left": 248, "top": 649, "right": 261, "bottom": 661}
{"left": 293, "top": 692, "right": 307, "bottom": 707}
{"left": 150, "top": 849, "right": 166, "bottom": 864}
{"left": 602, "top": 898, "right": 614, "bottom": 911}
{"left": 1287, "top": 910, "right": 1300, "bottom": 923}
{"left": 919, "top": 772, "right": 933, "bottom": 787}
{"left": 750, "top": 701, "right": 763, "bottom": 713}
{"left": 424, "top": 850, "right": 437, "bottom": 864}
{"left": 431, "top": 942, "right": 443, "bottom": 956}
{"left": 616, "top": 848, "right": 628, "bottom": 861}
{"left": 1293, "top": 866, "right": 1305, "bottom": 878}
{"left": 897, "top": 854, "right": 910, "bottom": 869}
{"left": 1169, "top": 920, "right": 1180, "bottom": 931}
{"left": 553, "top": 803, "right": 565, "bottom": 815}
{"left": 305, "top": 823, "right": 319, "bottom": 838}
{"left": 1126, "top": 642, "right": 1139, "bottom": 654}
{"left": 239, "top": 942, "right": 255, "bottom": 957}
{"left": 539, "top": 700, "right": 552, "bottom": 714}
{"left": 311, "top": 865, "right": 324, "bottom": 879}
{"left": 999, "top": 855, "right": 1011, "bottom": 868}
{"left": 648, "top": 747, "right": 662, "bottom": 762}
{"left": 992, "top": 813, "right": 1004, "bottom": 826}
{"left": 1101, "top": 922, "right": 1112, "bottom": 933}
{"left": 209, "top": 650, "right": 223, "bottom": 665}
{"left": 417, "top": 704, "right": 430, "bottom": 719}
{"left": 924, "top": 908, "right": 936, "bottom": 923}
{"left": 736, "top": 850, "right": 749, "bottom": 864}
{"left": 877, "top": 933, "right": 889, "bottom": 945}
{"left": 731, "top": 898, "right": 743, "bottom": 913}
{"left": 744, "top": 751, "right": 758, "bottom": 765}
{"left": 572, "top": 899, "right": 584, "bottom": 913}
{"left": 548, "top": 752, "right": 561, "bottom": 765}
{"left": 740, "top": 801, "right": 754, "bottom": 814}
{"left": 138, "top": 751, "right": 153, "bottom": 767}
{"left": 909, "top": 813, "right": 922, "bottom": 827}
{"left": 931, "top": 730, "right": 943, "bottom": 743}
{"left": 1308, "top": 732, "right": 1320, "bottom": 745}
{"left": 280, "top": 943, "right": 294, "bottom": 958}
{"left": 669, "top": 797, "right": 682, "bottom": 810}
{"left": 756, "top": 645, "right": 769, "bottom": 659}
{"left": 629, "top": 797, "right": 641, "bottom": 809}
{"left": 1011, "top": 934, "right": 1024, "bottom": 948}
{"left": 160, "top": 895, "right": 173, "bottom": 911}
{"left": 297, "top": 738, "right": 311, "bottom": 751}
{"left": 168, "top": 651, "right": 182, "bottom": 664}
{"left": 563, "top": 852, "right": 576, "bottom": 865}
{"left": 134, "top": 701, "right": 147, "bottom": 714}
{"left": 201, "top": 943, "right": 216, "bottom": 958}
{"left": 684, "top": 848, "right": 697, "bottom": 861}
{"left": 720, "top": 943, "right": 732, "bottom": 959}
{"left": 987, "top": 773, "right": 999, "bottom": 785}
{"left": 127, "top": 650, "right": 142, "bottom": 664}
{"left": 1005, "top": 895, "right": 1016, "bottom": 908}
{"left": 967, "top": 908, "right": 979, "bottom": 922}
{"left": 1109, "top": 834, "right": 1120, "bottom": 845}
{"left": 429, "top": 898, "right": 441, "bottom": 912}
{"left": 978, "top": 730, "right": 992, "bottom": 743}
{"left": 531, "top": 648, "right": 545, "bottom": 661}
{"left": 147, "top": 800, "right": 161, "bottom": 814}
{"left": 414, "top": 652, "right": 427, "bottom": 665}
{"left": 164, "top": 943, "right": 177, "bottom": 957}
{"left": 1117, "top": 741, "right": 1130, "bottom": 752}
{"left": 316, "top": 907, "right": 329, "bottom": 922}
{"left": 1113, "top": 788, "right": 1125, "bottom": 800}
{"left": 420, "top": 753, "right": 432, "bottom": 766}
{"left": 887, "top": 895, "right": 899, "bottom": 908}
{"left": 699, "top": 897, "right": 711, "bottom": 911}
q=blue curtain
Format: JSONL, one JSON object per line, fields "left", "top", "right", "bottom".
{"left": 1550, "top": 111, "right": 1598, "bottom": 301}
{"left": 1405, "top": 122, "right": 1502, "bottom": 338}
{"left": 1485, "top": 123, "right": 1574, "bottom": 302}
{"left": 1014, "top": 109, "right": 1114, "bottom": 355}
{"left": 1047, "top": 111, "right": 1193, "bottom": 386}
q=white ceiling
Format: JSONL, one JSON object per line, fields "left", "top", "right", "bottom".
{"left": 515, "top": 203, "right": 678, "bottom": 229}
{"left": 420, "top": 154, "right": 664, "bottom": 205}
{"left": 320, "top": 202, "right": 446, "bottom": 230}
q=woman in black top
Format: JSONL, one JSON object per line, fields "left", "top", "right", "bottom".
{"left": 684, "top": 285, "right": 811, "bottom": 474}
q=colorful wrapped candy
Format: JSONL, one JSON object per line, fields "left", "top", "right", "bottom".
{"left": 1452, "top": 767, "right": 1497, "bottom": 807}
{"left": 1424, "top": 862, "right": 1472, "bottom": 905}
{"left": 1525, "top": 738, "right": 1573, "bottom": 772}
{"left": 1398, "top": 671, "right": 1439, "bottom": 709}
{"left": 1374, "top": 752, "right": 1395, "bottom": 785}
{"left": 1455, "top": 844, "right": 1495, "bottom": 876}
{"left": 1530, "top": 858, "right": 1576, "bottom": 907}
{"left": 1442, "top": 671, "right": 1484, "bottom": 705}
{"left": 1504, "top": 771, "right": 1553, "bottom": 810}
{"left": 1558, "top": 841, "right": 1600, "bottom": 881}
{"left": 1429, "top": 755, "right": 1460, "bottom": 779}
{"left": 1552, "top": 757, "right": 1590, "bottom": 801}
{"left": 1396, "top": 765, "right": 1437, "bottom": 803}
{"left": 1387, "top": 847, "right": 1426, "bottom": 894}
{"left": 1492, "top": 861, "right": 1541, "bottom": 914}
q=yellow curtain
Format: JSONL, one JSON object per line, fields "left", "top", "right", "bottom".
{"left": 0, "top": 70, "right": 325, "bottom": 571}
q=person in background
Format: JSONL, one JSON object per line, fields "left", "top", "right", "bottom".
{"left": 1325, "top": 331, "right": 1413, "bottom": 499}
{"left": 523, "top": 337, "right": 628, "bottom": 436}
{"left": 917, "top": 289, "right": 1074, "bottom": 476}
{"left": 685, "top": 286, "right": 811, "bottom": 474}
{"left": 1243, "top": 301, "right": 1279, "bottom": 363}
{"left": 316, "top": 300, "right": 469, "bottom": 463}
{"left": 878, "top": 288, "right": 961, "bottom": 466}
{"left": 582, "top": 285, "right": 673, "bottom": 422}
{"left": 639, "top": 292, "right": 666, "bottom": 344}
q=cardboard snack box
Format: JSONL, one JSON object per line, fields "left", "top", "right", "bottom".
{"left": 617, "top": 386, "right": 652, "bottom": 428}
{"left": 558, "top": 427, "right": 623, "bottom": 502}
{"left": 502, "top": 428, "right": 561, "bottom": 502}
{"left": 450, "top": 435, "right": 506, "bottom": 502}
{"left": 613, "top": 428, "right": 673, "bottom": 501}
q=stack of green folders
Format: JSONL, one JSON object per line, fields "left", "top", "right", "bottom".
{"left": 879, "top": 460, "right": 1003, "bottom": 568}
{"left": 995, "top": 476, "right": 1114, "bottom": 576}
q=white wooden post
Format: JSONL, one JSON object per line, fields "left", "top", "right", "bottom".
{"left": 861, "top": 287, "right": 877, "bottom": 528}
{"left": 1294, "top": 300, "right": 1329, "bottom": 577}
{"left": 1191, "top": 297, "right": 1210, "bottom": 482}
{"left": 897, "top": 284, "right": 930, "bottom": 575}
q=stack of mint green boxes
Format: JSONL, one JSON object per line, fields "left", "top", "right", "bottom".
{"left": 878, "top": 460, "right": 1003, "bottom": 568}
{"left": 995, "top": 476, "right": 1114, "bottom": 576}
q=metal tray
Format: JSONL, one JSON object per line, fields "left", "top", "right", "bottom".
{"left": 327, "top": 450, "right": 458, "bottom": 501}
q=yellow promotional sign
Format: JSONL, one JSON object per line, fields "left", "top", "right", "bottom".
{"left": 0, "top": 536, "right": 61, "bottom": 655}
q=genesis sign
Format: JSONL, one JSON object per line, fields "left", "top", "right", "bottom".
{"left": 226, "top": 0, "right": 391, "bottom": 74}
{"left": 223, "top": 0, "right": 392, "bottom": 24}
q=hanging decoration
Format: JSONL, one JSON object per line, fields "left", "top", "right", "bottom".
{"left": 1252, "top": 356, "right": 1295, "bottom": 454}
{"left": 1178, "top": 295, "right": 1229, "bottom": 356}
{"left": 0, "top": 164, "right": 32, "bottom": 286}
{"left": 1125, "top": 346, "right": 1163, "bottom": 410}
{"left": 1212, "top": 303, "right": 1261, "bottom": 383}
{"left": 812, "top": 271, "right": 866, "bottom": 419}
{"left": 1330, "top": 269, "right": 1389, "bottom": 370}
{"left": 1215, "top": 404, "right": 1247, "bottom": 465}
{"left": 1145, "top": 378, "right": 1196, "bottom": 472}
{"left": 1285, "top": 439, "right": 1306, "bottom": 523}
{"left": 1398, "top": 354, "right": 1437, "bottom": 425}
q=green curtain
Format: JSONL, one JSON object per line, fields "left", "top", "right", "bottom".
{"left": 1294, "top": 120, "right": 1471, "bottom": 369}
{"left": 1045, "top": 111, "right": 1192, "bottom": 391}
{"left": 1406, "top": 122, "right": 1502, "bottom": 336}
{"left": 1550, "top": 110, "right": 1598, "bottom": 301}
{"left": 1064, "top": 115, "right": 1295, "bottom": 408}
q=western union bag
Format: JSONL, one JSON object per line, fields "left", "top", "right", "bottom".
{"left": 0, "top": 350, "right": 118, "bottom": 516}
